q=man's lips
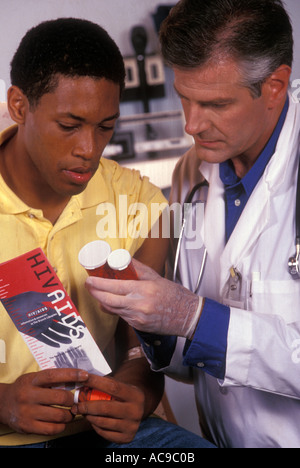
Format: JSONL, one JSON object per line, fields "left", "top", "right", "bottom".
{"left": 195, "top": 137, "right": 221, "bottom": 148}
{"left": 62, "top": 167, "right": 94, "bottom": 185}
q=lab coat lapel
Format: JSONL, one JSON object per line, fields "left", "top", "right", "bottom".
{"left": 219, "top": 95, "right": 300, "bottom": 290}
{"left": 200, "top": 162, "right": 226, "bottom": 271}
{"left": 201, "top": 163, "right": 270, "bottom": 291}
{"left": 219, "top": 181, "right": 270, "bottom": 289}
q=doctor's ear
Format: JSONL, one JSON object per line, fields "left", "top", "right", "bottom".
{"left": 6, "top": 86, "right": 29, "bottom": 125}
{"left": 263, "top": 65, "right": 292, "bottom": 109}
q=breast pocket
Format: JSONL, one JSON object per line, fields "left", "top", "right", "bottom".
{"left": 248, "top": 279, "right": 300, "bottom": 323}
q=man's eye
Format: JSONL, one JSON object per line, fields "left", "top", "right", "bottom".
{"left": 98, "top": 125, "right": 114, "bottom": 132}
{"left": 58, "top": 123, "right": 78, "bottom": 131}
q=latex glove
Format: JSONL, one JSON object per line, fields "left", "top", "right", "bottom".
{"left": 85, "top": 259, "right": 203, "bottom": 339}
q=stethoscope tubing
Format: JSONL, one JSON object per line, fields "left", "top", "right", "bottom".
{"left": 172, "top": 181, "right": 208, "bottom": 293}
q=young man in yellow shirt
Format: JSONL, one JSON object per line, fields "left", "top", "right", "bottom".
{"left": 0, "top": 18, "right": 212, "bottom": 448}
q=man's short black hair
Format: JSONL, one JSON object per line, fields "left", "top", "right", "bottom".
{"left": 10, "top": 17, "right": 126, "bottom": 107}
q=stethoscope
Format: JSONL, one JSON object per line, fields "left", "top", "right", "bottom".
{"left": 173, "top": 166, "right": 300, "bottom": 289}
{"left": 173, "top": 180, "right": 208, "bottom": 293}
{"left": 288, "top": 160, "right": 300, "bottom": 279}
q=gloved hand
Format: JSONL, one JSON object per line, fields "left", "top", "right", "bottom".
{"left": 85, "top": 259, "right": 203, "bottom": 339}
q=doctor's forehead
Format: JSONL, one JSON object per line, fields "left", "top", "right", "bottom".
{"left": 173, "top": 60, "right": 245, "bottom": 100}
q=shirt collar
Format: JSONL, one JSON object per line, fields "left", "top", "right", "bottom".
{"left": 220, "top": 96, "right": 289, "bottom": 196}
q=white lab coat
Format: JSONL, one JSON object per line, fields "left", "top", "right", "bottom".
{"left": 166, "top": 96, "right": 300, "bottom": 448}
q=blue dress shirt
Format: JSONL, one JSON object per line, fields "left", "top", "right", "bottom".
{"left": 137, "top": 97, "right": 289, "bottom": 380}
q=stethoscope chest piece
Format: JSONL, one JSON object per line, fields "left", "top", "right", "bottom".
{"left": 288, "top": 244, "right": 300, "bottom": 279}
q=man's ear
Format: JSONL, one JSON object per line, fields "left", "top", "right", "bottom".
{"left": 6, "top": 86, "right": 28, "bottom": 125}
{"left": 263, "top": 64, "right": 291, "bottom": 109}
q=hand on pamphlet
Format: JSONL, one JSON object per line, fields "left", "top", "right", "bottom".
{"left": 54, "top": 347, "right": 104, "bottom": 376}
{"left": 0, "top": 368, "right": 89, "bottom": 436}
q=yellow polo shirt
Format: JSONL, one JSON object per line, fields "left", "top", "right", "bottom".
{"left": 0, "top": 125, "right": 167, "bottom": 446}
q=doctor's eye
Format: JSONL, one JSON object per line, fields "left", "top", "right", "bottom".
{"left": 211, "top": 103, "right": 228, "bottom": 109}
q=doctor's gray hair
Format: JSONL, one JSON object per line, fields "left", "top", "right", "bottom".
{"left": 159, "top": 0, "right": 293, "bottom": 98}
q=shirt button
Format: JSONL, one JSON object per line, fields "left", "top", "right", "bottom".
{"left": 28, "top": 213, "right": 36, "bottom": 219}
{"left": 153, "top": 340, "right": 162, "bottom": 347}
{"left": 235, "top": 199, "right": 241, "bottom": 207}
{"left": 197, "top": 362, "right": 205, "bottom": 368}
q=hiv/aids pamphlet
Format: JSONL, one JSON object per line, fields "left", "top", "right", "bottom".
{"left": 0, "top": 248, "right": 111, "bottom": 378}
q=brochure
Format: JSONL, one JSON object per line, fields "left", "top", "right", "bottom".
{"left": 0, "top": 248, "right": 111, "bottom": 377}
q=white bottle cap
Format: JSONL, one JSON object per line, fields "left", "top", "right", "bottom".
{"left": 74, "top": 388, "right": 80, "bottom": 404}
{"left": 78, "top": 240, "right": 111, "bottom": 270}
{"left": 107, "top": 249, "right": 131, "bottom": 271}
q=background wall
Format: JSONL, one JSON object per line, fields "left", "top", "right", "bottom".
{"left": 1, "top": 0, "right": 300, "bottom": 102}
{"left": 0, "top": 0, "right": 300, "bottom": 438}
{"left": 0, "top": 0, "right": 177, "bottom": 106}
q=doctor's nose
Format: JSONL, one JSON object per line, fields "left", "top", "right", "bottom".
{"left": 184, "top": 105, "right": 211, "bottom": 137}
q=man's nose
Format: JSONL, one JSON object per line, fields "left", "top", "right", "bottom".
{"left": 184, "top": 104, "right": 211, "bottom": 137}
{"left": 73, "top": 128, "right": 98, "bottom": 160}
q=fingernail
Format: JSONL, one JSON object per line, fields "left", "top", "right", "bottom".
{"left": 78, "top": 370, "right": 89, "bottom": 380}
{"left": 85, "top": 277, "right": 94, "bottom": 288}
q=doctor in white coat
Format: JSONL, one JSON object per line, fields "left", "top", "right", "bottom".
{"left": 86, "top": 0, "right": 300, "bottom": 448}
